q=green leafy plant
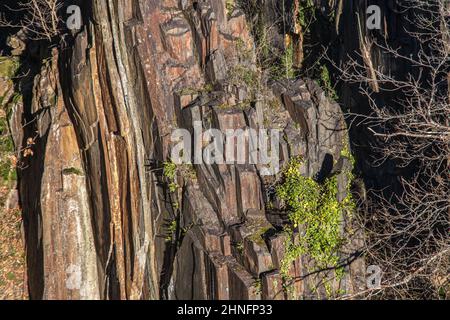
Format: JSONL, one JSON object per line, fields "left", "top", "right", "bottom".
{"left": 340, "top": 140, "right": 355, "bottom": 167}
{"left": 229, "top": 64, "right": 258, "bottom": 88}
{"left": 319, "top": 65, "right": 338, "bottom": 100}
{"left": 235, "top": 38, "right": 254, "bottom": 62}
{"left": 297, "top": 0, "right": 316, "bottom": 30}
{"left": 276, "top": 156, "right": 355, "bottom": 279}
{"left": 0, "top": 95, "right": 17, "bottom": 187}
{"left": 178, "top": 83, "right": 213, "bottom": 96}
{"left": 0, "top": 57, "right": 19, "bottom": 78}
{"left": 226, "top": 0, "right": 235, "bottom": 18}
{"left": 168, "top": 182, "right": 178, "bottom": 193}
{"left": 254, "top": 279, "right": 262, "bottom": 294}
{"left": 163, "top": 160, "right": 179, "bottom": 193}
{"left": 270, "top": 43, "right": 296, "bottom": 80}
{"left": 165, "top": 219, "right": 178, "bottom": 242}
{"left": 236, "top": 241, "right": 244, "bottom": 254}
{"left": 282, "top": 43, "right": 296, "bottom": 79}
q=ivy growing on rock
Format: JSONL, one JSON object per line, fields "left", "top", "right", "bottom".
{"left": 163, "top": 160, "right": 179, "bottom": 193}
{"left": 276, "top": 156, "right": 355, "bottom": 280}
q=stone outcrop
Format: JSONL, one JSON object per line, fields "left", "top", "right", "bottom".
{"left": 0, "top": 54, "right": 27, "bottom": 300}
{"left": 6, "top": 0, "right": 366, "bottom": 299}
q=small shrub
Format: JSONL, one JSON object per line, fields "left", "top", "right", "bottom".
{"left": 229, "top": 64, "right": 258, "bottom": 88}
{"left": 163, "top": 161, "right": 177, "bottom": 181}
{"left": 178, "top": 83, "right": 213, "bottom": 96}
{"left": 270, "top": 41, "right": 296, "bottom": 80}
{"left": 236, "top": 241, "right": 244, "bottom": 254}
{"left": 297, "top": 0, "right": 316, "bottom": 30}
{"left": 235, "top": 38, "right": 254, "bottom": 62}
{"left": 226, "top": 0, "right": 235, "bottom": 18}
{"left": 254, "top": 279, "right": 262, "bottom": 294}
{"left": 165, "top": 219, "right": 178, "bottom": 242}
{"left": 163, "top": 160, "right": 179, "bottom": 193}
{"left": 276, "top": 156, "right": 355, "bottom": 279}
{"left": 319, "top": 65, "right": 338, "bottom": 100}
{"left": 0, "top": 57, "right": 20, "bottom": 78}
{"left": 282, "top": 42, "right": 296, "bottom": 79}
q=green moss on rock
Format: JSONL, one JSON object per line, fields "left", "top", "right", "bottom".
{"left": 62, "top": 167, "right": 84, "bottom": 176}
{"left": 0, "top": 57, "right": 19, "bottom": 79}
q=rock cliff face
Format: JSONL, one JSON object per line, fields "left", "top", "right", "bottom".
{"left": 2, "top": 0, "right": 368, "bottom": 299}
{"left": 326, "top": 0, "right": 420, "bottom": 192}
{"left": 252, "top": 0, "right": 420, "bottom": 192}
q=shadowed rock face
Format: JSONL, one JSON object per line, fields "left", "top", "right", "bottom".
{"left": 9, "top": 0, "right": 366, "bottom": 300}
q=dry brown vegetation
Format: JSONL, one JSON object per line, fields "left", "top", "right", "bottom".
{"left": 0, "top": 206, "right": 27, "bottom": 300}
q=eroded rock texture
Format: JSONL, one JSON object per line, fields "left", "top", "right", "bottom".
{"left": 9, "top": 0, "right": 366, "bottom": 300}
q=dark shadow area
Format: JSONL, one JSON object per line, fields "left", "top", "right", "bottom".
{"left": 0, "top": 0, "right": 22, "bottom": 56}
{"left": 0, "top": 34, "right": 53, "bottom": 302}
{"left": 316, "top": 153, "right": 334, "bottom": 184}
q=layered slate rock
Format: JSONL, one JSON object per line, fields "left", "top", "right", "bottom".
{"left": 11, "top": 0, "right": 365, "bottom": 299}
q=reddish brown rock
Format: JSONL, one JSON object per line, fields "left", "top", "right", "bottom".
{"left": 262, "top": 271, "right": 284, "bottom": 300}
{"left": 9, "top": 0, "right": 364, "bottom": 301}
{"left": 226, "top": 258, "right": 260, "bottom": 300}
